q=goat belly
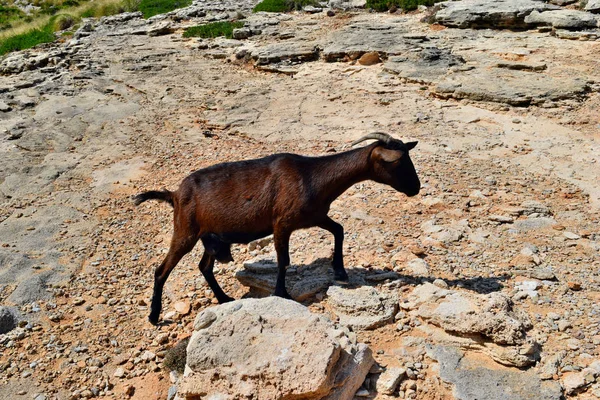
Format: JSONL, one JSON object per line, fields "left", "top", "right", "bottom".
{"left": 217, "top": 231, "right": 273, "bottom": 244}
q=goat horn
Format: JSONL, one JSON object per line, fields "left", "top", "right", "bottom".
{"left": 351, "top": 132, "right": 393, "bottom": 147}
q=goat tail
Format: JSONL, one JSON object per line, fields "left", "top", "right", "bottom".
{"left": 133, "top": 189, "right": 174, "bottom": 207}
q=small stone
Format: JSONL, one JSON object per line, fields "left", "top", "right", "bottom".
{"left": 155, "top": 332, "right": 169, "bottom": 345}
{"left": 567, "top": 282, "right": 582, "bottom": 291}
{"left": 488, "top": 215, "right": 514, "bottom": 223}
{"left": 358, "top": 52, "right": 380, "bottom": 66}
{"left": 73, "top": 297, "right": 85, "bottom": 306}
{"left": 173, "top": 300, "right": 191, "bottom": 315}
{"left": 432, "top": 279, "right": 448, "bottom": 289}
{"left": 563, "top": 372, "right": 587, "bottom": 395}
{"left": 558, "top": 320, "right": 572, "bottom": 332}
{"left": 376, "top": 367, "right": 406, "bottom": 395}
{"left": 114, "top": 367, "right": 125, "bottom": 378}
{"left": 125, "top": 385, "right": 135, "bottom": 397}
{"left": 563, "top": 231, "right": 580, "bottom": 240}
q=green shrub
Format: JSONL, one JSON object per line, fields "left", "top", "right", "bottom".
{"left": 163, "top": 337, "right": 190, "bottom": 374}
{"left": 80, "top": 2, "right": 128, "bottom": 19}
{"left": 0, "top": 26, "right": 56, "bottom": 56}
{"left": 138, "top": 0, "right": 192, "bottom": 18}
{"left": 183, "top": 21, "right": 244, "bottom": 39}
{"left": 0, "top": 5, "right": 26, "bottom": 31}
{"left": 365, "top": 0, "right": 443, "bottom": 12}
{"left": 52, "top": 14, "right": 78, "bottom": 31}
{"left": 122, "top": 0, "right": 142, "bottom": 12}
{"left": 253, "top": 0, "right": 320, "bottom": 12}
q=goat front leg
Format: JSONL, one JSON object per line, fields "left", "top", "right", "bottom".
{"left": 198, "top": 252, "right": 234, "bottom": 304}
{"left": 318, "top": 217, "right": 348, "bottom": 283}
{"left": 273, "top": 228, "right": 292, "bottom": 300}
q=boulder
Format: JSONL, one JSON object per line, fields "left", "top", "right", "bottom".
{"left": 322, "top": 21, "right": 411, "bottom": 61}
{"left": 524, "top": 10, "right": 599, "bottom": 30}
{"left": 433, "top": 0, "right": 559, "bottom": 29}
{"left": 434, "top": 69, "right": 589, "bottom": 107}
{"left": 326, "top": 286, "right": 398, "bottom": 330}
{"left": 235, "top": 256, "right": 333, "bottom": 301}
{"left": 180, "top": 298, "right": 374, "bottom": 400}
{"left": 428, "top": 346, "right": 563, "bottom": 400}
{"left": 384, "top": 47, "right": 467, "bottom": 84}
{"left": 0, "top": 307, "right": 19, "bottom": 334}
{"left": 585, "top": 0, "right": 600, "bottom": 13}
{"left": 408, "top": 283, "right": 532, "bottom": 346}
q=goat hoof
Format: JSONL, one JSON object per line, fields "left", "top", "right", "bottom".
{"left": 148, "top": 315, "right": 160, "bottom": 326}
{"left": 273, "top": 291, "right": 293, "bottom": 300}
{"left": 334, "top": 271, "right": 349, "bottom": 284}
{"left": 218, "top": 296, "right": 235, "bottom": 304}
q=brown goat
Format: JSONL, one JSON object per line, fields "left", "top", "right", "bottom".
{"left": 134, "top": 132, "right": 420, "bottom": 325}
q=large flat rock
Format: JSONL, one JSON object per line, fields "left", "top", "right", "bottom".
{"left": 327, "top": 286, "right": 398, "bottom": 330}
{"left": 321, "top": 20, "right": 413, "bottom": 61}
{"left": 434, "top": 69, "right": 590, "bottom": 106}
{"left": 434, "top": 0, "right": 559, "bottom": 29}
{"left": 525, "top": 10, "right": 599, "bottom": 30}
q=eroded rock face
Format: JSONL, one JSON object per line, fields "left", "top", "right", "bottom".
{"left": 525, "top": 10, "right": 599, "bottom": 30}
{"left": 181, "top": 298, "right": 374, "bottom": 400}
{"left": 428, "top": 346, "right": 563, "bottom": 400}
{"left": 326, "top": 286, "right": 398, "bottom": 330}
{"left": 235, "top": 256, "right": 333, "bottom": 301}
{"left": 434, "top": 69, "right": 589, "bottom": 106}
{"left": 408, "top": 283, "right": 532, "bottom": 345}
{"left": 433, "top": 0, "right": 559, "bottom": 29}
{"left": 586, "top": 0, "right": 600, "bottom": 13}
{"left": 402, "top": 283, "right": 537, "bottom": 367}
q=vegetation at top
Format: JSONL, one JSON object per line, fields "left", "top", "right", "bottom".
{"left": 364, "top": 0, "right": 444, "bottom": 12}
{"left": 137, "top": 0, "right": 191, "bottom": 19}
{"left": 252, "top": 0, "right": 321, "bottom": 13}
{"left": 183, "top": 21, "right": 244, "bottom": 39}
{"left": 0, "top": 0, "right": 190, "bottom": 56}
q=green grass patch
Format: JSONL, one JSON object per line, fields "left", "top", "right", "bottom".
{"left": 183, "top": 21, "right": 244, "bottom": 39}
{"left": 253, "top": 0, "right": 320, "bottom": 12}
{"left": 0, "top": 5, "right": 26, "bottom": 31}
{"left": 365, "top": 0, "right": 443, "bottom": 12}
{"left": 138, "top": 0, "right": 192, "bottom": 18}
{"left": 0, "top": 24, "right": 56, "bottom": 56}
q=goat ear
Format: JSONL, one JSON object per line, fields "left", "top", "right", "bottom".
{"left": 375, "top": 147, "right": 403, "bottom": 163}
{"left": 405, "top": 141, "right": 418, "bottom": 150}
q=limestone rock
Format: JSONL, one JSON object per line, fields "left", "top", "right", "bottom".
{"left": 433, "top": 0, "right": 559, "bottom": 29}
{"left": 326, "top": 286, "right": 398, "bottom": 330}
{"left": 0, "top": 307, "right": 19, "bottom": 334}
{"left": 428, "top": 346, "right": 563, "bottom": 400}
{"left": 405, "top": 258, "right": 430, "bottom": 277}
{"left": 408, "top": 284, "right": 532, "bottom": 346}
{"left": 525, "top": 10, "right": 599, "bottom": 30}
{"left": 585, "top": 0, "right": 600, "bottom": 13}
{"left": 375, "top": 367, "right": 406, "bottom": 395}
{"left": 181, "top": 298, "right": 374, "bottom": 400}
{"left": 384, "top": 47, "right": 467, "bottom": 84}
{"left": 235, "top": 256, "right": 332, "bottom": 301}
{"left": 322, "top": 21, "right": 410, "bottom": 61}
{"left": 434, "top": 69, "right": 589, "bottom": 107}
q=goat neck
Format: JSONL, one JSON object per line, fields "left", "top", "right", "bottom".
{"left": 311, "top": 144, "right": 375, "bottom": 205}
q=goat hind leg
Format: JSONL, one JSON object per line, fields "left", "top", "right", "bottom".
{"left": 149, "top": 241, "right": 194, "bottom": 325}
{"left": 318, "top": 217, "right": 348, "bottom": 283}
{"left": 199, "top": 252, "right": 234, "bottom": 304}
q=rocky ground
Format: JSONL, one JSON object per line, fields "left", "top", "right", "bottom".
{"left": 1, "top": 0, "right": 600, "bottom": 399}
